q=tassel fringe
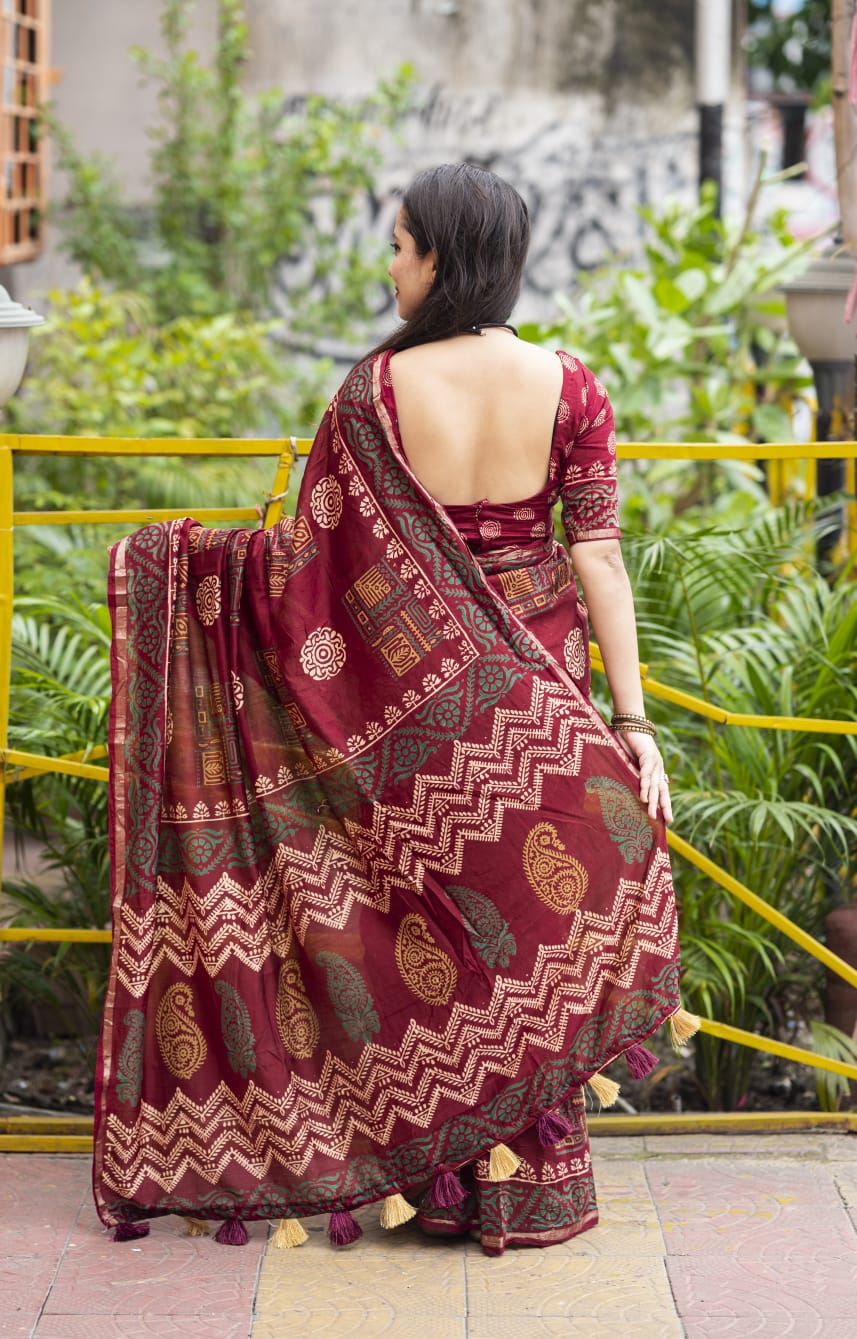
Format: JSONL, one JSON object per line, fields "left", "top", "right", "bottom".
{"left": 669, "top": 1006, "right": 701, "bottom": 1050}
{"left": 272, "top": 1218, "right": 308, "bottom": 1249}
{"left": 587, "top": 1072, "right": 621, "bottom": 1108}
{"left": 488, "top": 1142, "right": 522, "bottom": 1181}
{"left": 430, "top": 1165, "right": 466, "bottom": 1208}
{"left": 537, "top": 1109, "right": 573, "bottom": 1147}
{"left": 113, "top": 1221, "right": 150, "bottom": 1242}
{"left": 328, "top": 1210, "right": 362, "bottom": 1246}
{"left": 625, "top": 1042, "right": 660, "bottom": 1080}
{"left": 379, "top": 1193, "right": 417, "bottom": 1229}
{"left": 214, "top": 1219, "right": 248, "bottom": 1246}
{"left": 183, "top": 1217, "right": 210, "bottom": 1238}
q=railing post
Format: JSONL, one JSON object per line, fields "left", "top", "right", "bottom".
{"left": 0, "top": 437, "right": 14, "bottom": 893}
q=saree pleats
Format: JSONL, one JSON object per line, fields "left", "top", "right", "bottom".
{"left": 93, "top": 353, "right": 680, "bottom": 1242}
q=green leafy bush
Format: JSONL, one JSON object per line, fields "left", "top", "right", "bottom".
{"left": 524, "top": 180, "right": 815, "bottom": 452}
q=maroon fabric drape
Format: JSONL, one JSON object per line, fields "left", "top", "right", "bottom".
{"left": 94, "top": 352, "right": 680, "bottom": 1233}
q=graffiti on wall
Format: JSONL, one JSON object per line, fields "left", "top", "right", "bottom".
{"left": 273, "top": 85, "right": 695, "bottom": 354}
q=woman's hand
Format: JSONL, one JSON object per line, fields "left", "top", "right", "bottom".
{"left": 614, "top": 729, "right": 672, "bottom": 824}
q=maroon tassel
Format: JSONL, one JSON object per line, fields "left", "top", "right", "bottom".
{"left": 328, "top": 1210, "right": 362, "bottom": 1246}
{"left": 537, "top": 1109, "right": 573, "bottom": 1147}
{"left": 625, "top": 1042, "right": 660, "bottom": 1080}
{"left": 113, "top": 1221, "right": 150, "bottom": 1242}
{"left": 430, "top": 1165, "right": 466, "bottom": 1209}
{"left": 214, "top": 1218, "right": 248, "bottom": 1246}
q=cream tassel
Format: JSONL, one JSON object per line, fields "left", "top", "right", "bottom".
{"left": 379, "top": 1193, "right": 417, "bottom": 1229}
{"left": 488, "top": 1142, "right": 522, "bottom": 1181}
{"left": 183, "top": 1217, "right": 210, "bottom": 1237}
{"left": 669, "top": 1006, "right": 701, "bottom": 1050}
{"left": 587, "top": 1072, "right": 621, "bottom": 1108}
{"left": 271, "top": 1218, "right": 308, "bottom": 1249}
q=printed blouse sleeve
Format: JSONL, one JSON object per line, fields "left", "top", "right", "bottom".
{"left": 557, "top": 353, "right": 622, "bottom": 544}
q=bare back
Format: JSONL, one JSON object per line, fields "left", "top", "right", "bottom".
{"left": 388, "top": 333, "right": 564, "bottom": 506}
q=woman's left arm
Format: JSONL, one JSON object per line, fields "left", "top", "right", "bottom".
{"left": 570, "top": 537, "right": 672, "bottom": 824}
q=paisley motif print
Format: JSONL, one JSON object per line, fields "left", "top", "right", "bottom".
{"left": 446, "top": 885, "right": 517, "bottom": 969}
{"left": 317, "top": 951, "right": 380, "bottom": 1044}
{"left": 395, "top": 913, "right": 458, "bottom": 1005}
{"left": 155, "top": 983, "right": 207, "bottom": 1079}
{"left": 522, "top": 822, "right": 588, "bottom": 914}
{"left": 115, "top": 1009, "right": 146, "bottom": 1107}
{"left": 276, "top": 959, "right": 320, "bottom": 1059}
{"left": 585, "top": 776, "right": 653, "bottom": 863}
{"left": 214, "top": 979, "right": 257, "bottom": 1079}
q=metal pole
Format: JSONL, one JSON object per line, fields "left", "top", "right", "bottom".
{"left": 0, "top": 441, "right": 14, "bottom": 897}
{"left": 810, "top": 358, "right": 853, "bottom": 565}
{"left": 695, "top": 0, "right": 731, "bottom": 214}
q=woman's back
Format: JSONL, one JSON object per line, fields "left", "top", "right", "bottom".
{"left": 389, "top": 332, "right": 564, "bottom": 506}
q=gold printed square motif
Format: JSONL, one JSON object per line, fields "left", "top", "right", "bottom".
{"left": 378, "top": 629, "right": 421, "bottom": 676}
{"left": 354, "top": 566, "right": 392, "bottom": 608}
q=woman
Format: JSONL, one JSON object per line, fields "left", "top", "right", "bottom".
{"left": 94, "top": 163, "right": 691, "bottom": 1257}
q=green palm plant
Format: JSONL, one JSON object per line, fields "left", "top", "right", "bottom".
{"left": 623, "top": 507, "right": 857, "bottom": 1108}
{"left": 2, "top": 596, "right": 112, "bottom": 1028}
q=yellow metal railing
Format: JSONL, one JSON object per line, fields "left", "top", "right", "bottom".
{"left": 1, "top": 433, "right": 857, "bottom": 1145}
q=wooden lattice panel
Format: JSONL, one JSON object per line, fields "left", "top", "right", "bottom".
{"left": 0, "top": 0, "right": 49, "bottom": 264}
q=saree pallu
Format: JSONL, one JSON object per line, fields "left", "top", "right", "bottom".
{"left": 94, "top": 353, "right": 682, "bottom": 1253}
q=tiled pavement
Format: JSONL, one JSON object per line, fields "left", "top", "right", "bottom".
{"left": 3, "top": 1133, "right": 857, "bottom": 1338}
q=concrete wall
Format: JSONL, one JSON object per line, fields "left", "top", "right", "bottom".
{"left": 17, "top": 0, "right": 698, "bottom": 328}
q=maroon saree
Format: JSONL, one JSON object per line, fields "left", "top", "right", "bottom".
{"left": 94, "top": 351, "right": 682, "bottom": 1254}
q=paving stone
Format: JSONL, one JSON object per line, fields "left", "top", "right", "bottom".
{"left": 682, "top": 1318, "right": 835, "bottom": 1339}
{"left": 825, "top": 1135, "right": 857, "bottom": 1161}
{"left": 43, "top": 1208, "right": 266, "bottom": 1317}
{"left": 255, "top": 1250, "right": 466, "bottom": 1320}
{"left": 589, "top": 1136, "right": 649, "bottom": 1158}
{"left": 591, "top": 1159, "right": 652, "bottom": 1195}
{"left": 646, "top": 1159, "right": 842, "bottom": 1212}
{"left": 253, "top": 1316, "right": 464, "bottom": 1338}
{"left": 833, "top": 1162, "right": 857, "bottom": 1232}
{"left": 464, "top": 1253, "right": 675, "bottom": 1320}
{"left": 0, "top": 1254, "right": 56, "bottom": 1313}
{"left": 568, "top": 1222, "right": 666, "bottom": 1257}
{"left": 34, "top": 1318, "right": 253, "bottom": 1339}
{"left": 594, "top": 1193, "right": 661, "bottom": 1227}
{"left": 667, "top": 1255, "right": 857, "bottom": 1320}
{"left": 0, "top": 1315, "right": 38, "bottom": 1338}
{"left": 467, "top": 1321, "right": 684, "bottom": 1339}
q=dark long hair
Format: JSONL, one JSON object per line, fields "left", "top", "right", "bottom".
{"left": 369, "top": 163, "right": 530, "bottom": 357}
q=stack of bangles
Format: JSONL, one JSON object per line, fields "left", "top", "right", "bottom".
{"left": 610, "top": 712, "right": 657, "bottom": 738}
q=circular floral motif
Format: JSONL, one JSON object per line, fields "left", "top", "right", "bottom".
{"left": 195, "top": 575, "right": 221, "bottom": 627}
{"left": 310, "top": 475, "right": 343, "bottom": 529}
{"left": 564, "top": 627, "right": 587, "bottom": 679}
{"left": 530, "top": 521, "right": 547, "bottom": 538}
{"left": 514, "top": 505, "right": 535, "bottom": 521}
{"left": 300, "top": 626, "right": 346, "bottom": 681}
{"left": 556, "top": 398, "right": 570, "bottom": 424}
{"left": 479, "top": 519, "right": 501, "bottom": 540}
